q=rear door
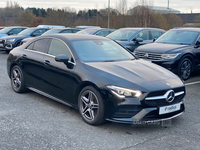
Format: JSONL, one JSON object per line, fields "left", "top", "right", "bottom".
{"left": 20, "top": 38, "right": 50, "bottom": 89}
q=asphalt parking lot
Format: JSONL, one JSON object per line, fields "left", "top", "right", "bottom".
{"left": 0, "top": 51, "right": 200, "bottom": 150}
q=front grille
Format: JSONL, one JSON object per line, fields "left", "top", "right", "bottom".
{"left": 144, "top": 86, "right": 185, "bottom": 107}
{"left": 135, "top": 51, "right": 162, "bottom": 60}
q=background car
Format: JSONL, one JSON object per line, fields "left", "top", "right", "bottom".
{"left": 20, "top": 27, "right": 81, "bottom": 45}
{"left": 0, "top": 27, "right": 49, "bottom": 52}
{"left": 0, "top": 26, "right": 28, "bottom": 38}
{"left": 0, "top": 27, "right": 5, "bottom": 30}
{"left": 75, "top": 26, "right": 101, "bottom": 29}
{"left": 106, "top": 28, "right": 165, "bottom": 52}
{"left": 134, "top": 27, "right": 200, "bottom": 80}
{"left": 7, "top": 34, "right": 185, "bottom": 126}
{"left": 76, "top": 28, "right": 115, "bottom": 37}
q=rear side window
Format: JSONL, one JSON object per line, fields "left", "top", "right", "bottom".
{"left": 48, "top": 39, "right": 73, "bottom": 61}
{"left": 26, "top": 38, "right": 49, "bottom": 53}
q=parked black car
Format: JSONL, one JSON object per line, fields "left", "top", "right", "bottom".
{"left": 106, "top": 28, "right": 165, "bottom": 52}
{"left": 0, "top": 27, "right": 49, "bottom": 52}
{"left": 134, "top": 27, "right": 200, "bottom": 80}
{"left": 0, "top": 26, "right": 28, "bottom": 38}
{"left": 20, "top": 28, "right": 81, "bottom": 45}
{"left": 76, "top": 28, "right": 116, "bottom": 37}
{"left": 7, "top": 34, "right": 185, "bottom": 125}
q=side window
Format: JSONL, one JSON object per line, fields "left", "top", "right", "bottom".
{"left": 30, "top": 39, "right": 49, "bottom": 52}
{"left": 26, "top": 42, "right": 35, "bottom": 50}
{"left": 48, "top": 39, "right": 72, "bottom": 61}
{"left": 196, "top": 36, "right": 200, "bottom": 46}
{"left": 9, "top": 28, "right": 22, "bottom": 35}
{"left": 135, "top": 30, "right": 149, "bottom": 40}
{"left": 151, "top": 30, "right": 162, "bottom": 40}
{"left": 33, "top": 29, "right": 48, "bottom": 36}
{"left": 96, "top": 30, "right": 110, "bottom": 37}
{"left": 73, "top": 29, "right": 80, "bottom": 33}
{"left": 61, "top": 30, "right": 72, "bottom": 33}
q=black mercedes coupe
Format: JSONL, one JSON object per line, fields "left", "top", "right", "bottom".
{"left": 7, "top": 34, "right": 185, "bottom": 125}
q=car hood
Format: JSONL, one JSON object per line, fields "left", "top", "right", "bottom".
{"left": 1, "top": 35, "right": 30, "bottom": 40}
{"left": 84, "top": 59, "right": 184, "bottom": 92}
{"left": 0, "top": 34, "right": 8, "bottom": 38}
{"left": 135, "top": 43, "right": 192, "bottom": 53}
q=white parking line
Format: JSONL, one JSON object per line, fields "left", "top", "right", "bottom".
{"left": 185, "top": 81, "right": 200, "bottom": 86}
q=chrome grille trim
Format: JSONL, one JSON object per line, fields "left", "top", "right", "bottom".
{"left": 145, "top": 91, "right": 185, "bottom": 100}
{"left": 135, "top": 51, "right": 163, "bottom": 60}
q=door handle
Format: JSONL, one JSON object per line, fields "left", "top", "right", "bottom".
{"left": 44, "top": 60, "right": 50, "bottom": 66}
{"left": 21, "top": 54, "right": 27, "bottom": 59}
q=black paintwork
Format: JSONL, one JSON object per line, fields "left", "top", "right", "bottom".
{"left": 135, "top": 28, "right": 200, "bottom": 76}
{"left": 7, "top": 34, "right": 185, "bottom": 124}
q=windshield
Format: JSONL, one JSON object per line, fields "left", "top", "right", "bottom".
{"left": 72, "top": 39, "right": 134, "bottom": 62}
{"left": 76, "top": 29, "right": 98, "bottom": 35}
{"left": 0, "top": 27, "right": 12, "bottom": 34}
{"left": 106, "top": 29, "right": 138, "bottom": 41}
{"left": 18, "top": 28, "right": 36, "bottom": 36}
{"left": 42, "top": 29, "right": 61, "bottom": 35}
{"left": 155, "top": 30, "right": 198, "bottom": 45}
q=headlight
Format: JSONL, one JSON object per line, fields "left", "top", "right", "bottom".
{"left": 161, "top": 53, "right": 181, "bottom": 59}
{"left": 107, "top": 85, "right": 142, "bottom": 98}
{"left": 6, "top": 38, "right": 15, "bottom": 43}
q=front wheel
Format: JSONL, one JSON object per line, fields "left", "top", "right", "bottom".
{"left": 11, "top": 65, "right": 26, "bottom": 93}
{"left": 178, "top": 58, "right": 192, "bottom": 80}
{"left": 78, "top": 86, "right": 105, "bottom": 125}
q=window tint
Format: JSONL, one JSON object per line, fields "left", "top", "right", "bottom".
{"left": 48, "top": 39, "right": 72, "bottom": 60}
{"left": 151, "top": 30, "right": 162, "bottom": 39}
{"left": 135, "top": 30, "right": 149, "bottom": 40}
{"left": 30, "top": 39, "right": 49, "bottom": 52}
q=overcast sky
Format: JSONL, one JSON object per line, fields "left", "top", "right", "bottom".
{"left": 0, "top": 0, "right": 200, "bottom": 13}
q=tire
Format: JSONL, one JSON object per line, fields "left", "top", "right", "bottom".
{"left": 10, "top": 65, "right": 26, "bottom": 93}
{"left": 178, "top": 58, "right": 192, "bottom": 80}
{"left": 78, "top": 86, "right": 105, "bottom": 125}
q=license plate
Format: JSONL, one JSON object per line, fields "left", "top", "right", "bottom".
{"left": 0, "top": 43, "right": 3, "bottom": 47}
{"left": 159, "top": 103, "right": 181, "bottom": 115}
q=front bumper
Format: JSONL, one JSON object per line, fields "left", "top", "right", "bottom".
{"left": 106, "top": 102, "right": 184, "bottom": 124}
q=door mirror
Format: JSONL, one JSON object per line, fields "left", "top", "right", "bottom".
{"left": 32, "top": 33, "right": 36, "bottom": 37}
{"left": 8, "top": 32, "right": 13, "bottom": 35}
{"left": 55, "top": 54, "right": 69, "bottom": 63}
{"left": 195, "top": 41, "right": 200, "bottom": 48}
{"left": 133, "top": 38, "right": 143, "bottom": 43}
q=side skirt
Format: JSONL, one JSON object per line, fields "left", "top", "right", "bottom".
{"left": 27, "top": 86, "right": 77, "bottom": 109}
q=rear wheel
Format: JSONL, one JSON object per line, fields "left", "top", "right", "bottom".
{"left": 178, "top": 58, "right": 192, "bottom": 80}
{"left": 11, "top": 65, "right": 26, "bottom": 93}
{"left": 78, "top": 86, "right": 105, "bottom": 125}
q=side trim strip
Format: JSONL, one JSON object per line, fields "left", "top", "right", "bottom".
{"left": 27, "top": 87, "right": 75, "bottom": 108}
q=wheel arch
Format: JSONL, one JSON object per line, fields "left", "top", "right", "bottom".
{"left": 74, "top": 81, "right": 103, "bottom": 104}
{"left": 179, "top": 53, "right": 195, "bottom": 71}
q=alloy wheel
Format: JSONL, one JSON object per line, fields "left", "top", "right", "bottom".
{"left": 80, "top": 90, "right": 99, "bottom": 121}
{"left": 180, "top": 59, "right": 191, "bottom": 80}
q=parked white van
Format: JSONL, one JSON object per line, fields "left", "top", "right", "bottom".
{"left": 37, "top": 25, "right": 65, "bottom": 28}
